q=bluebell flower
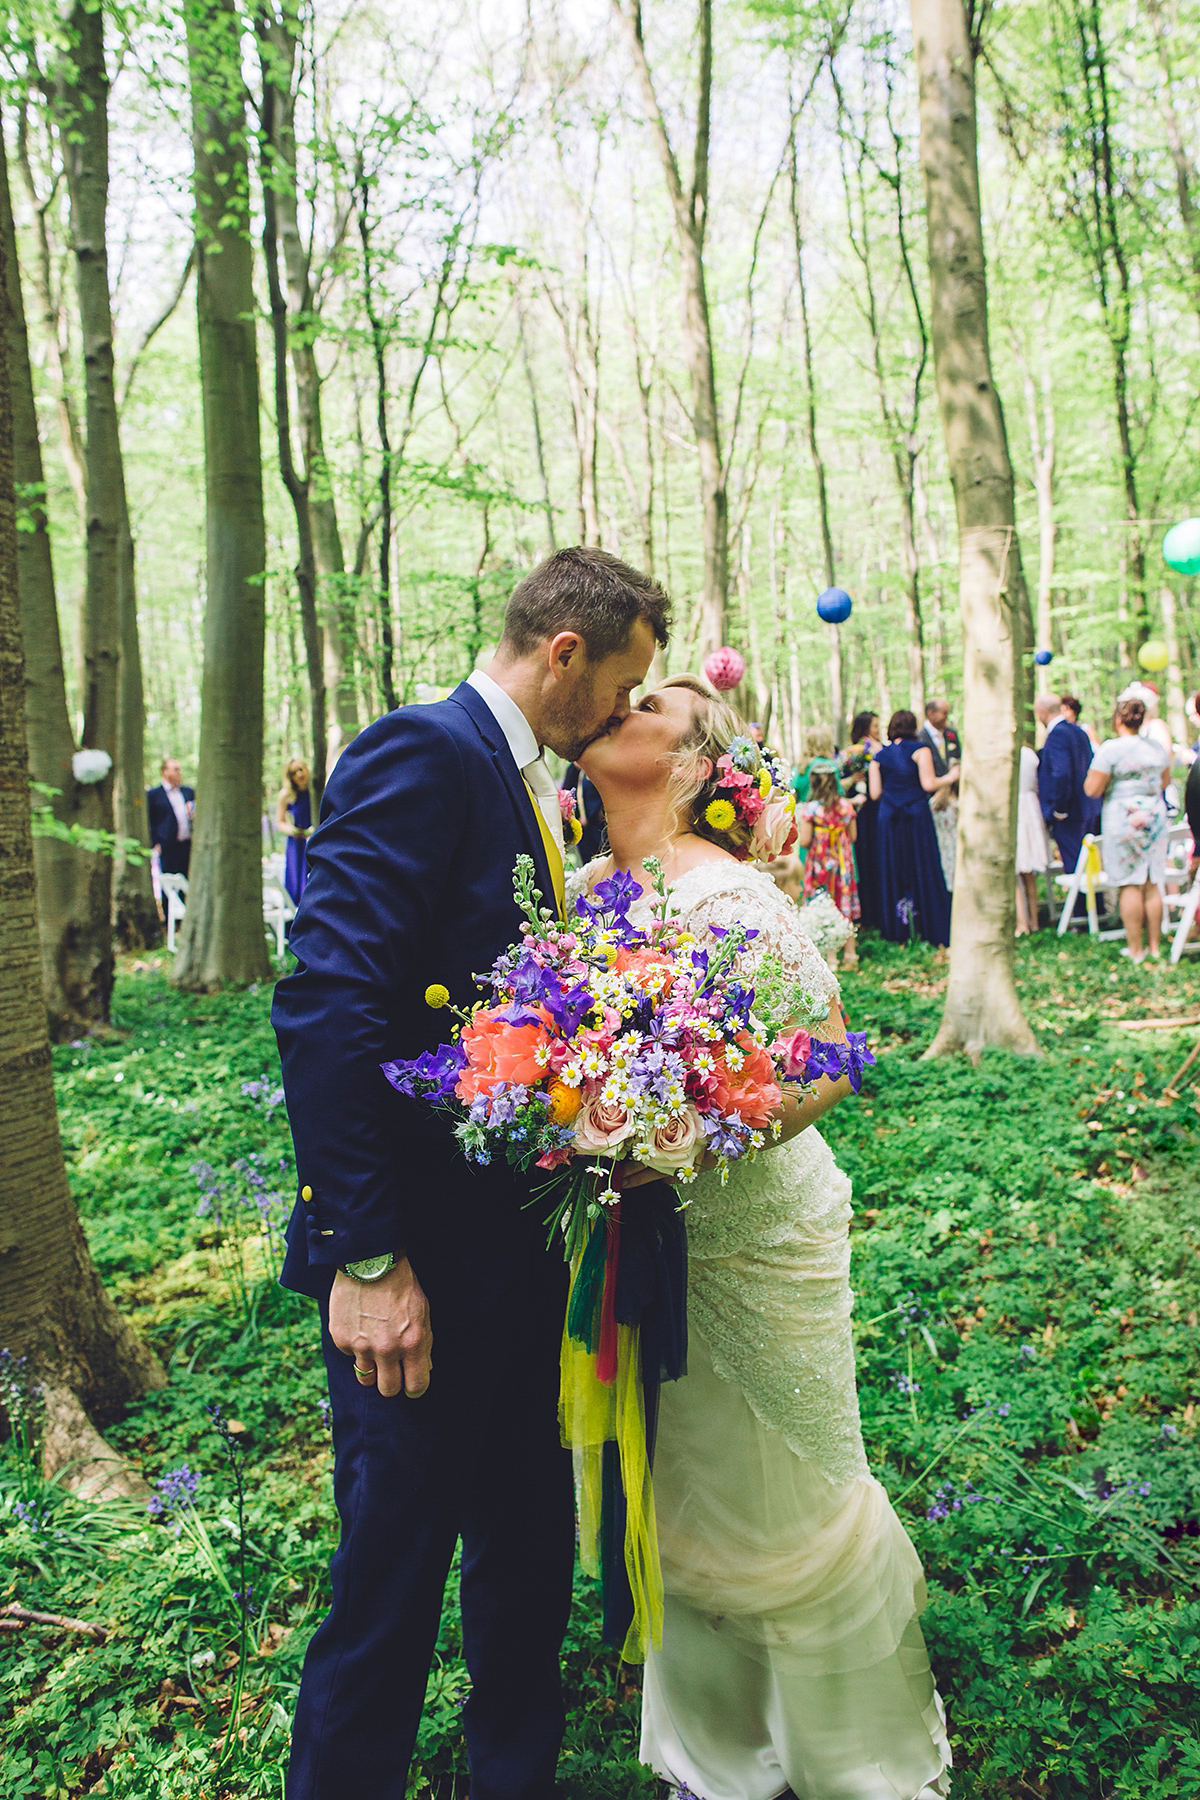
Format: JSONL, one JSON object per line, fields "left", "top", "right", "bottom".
{"left": 148, "top": 1464, "right": 200, "bottom": 1518}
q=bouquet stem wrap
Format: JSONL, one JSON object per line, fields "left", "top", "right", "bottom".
{"left": 559, "top": 1180, "right": 687, "bottom": 1663}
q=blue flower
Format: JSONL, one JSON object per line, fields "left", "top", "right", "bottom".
{"left": 842, "top": 1031, "right": 876, "bottom": 1092}
{"left": 148, "top": 1464, "right": 200, "bottom": 1518}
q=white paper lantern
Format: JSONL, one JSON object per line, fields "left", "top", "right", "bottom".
{"left": 72, "top": 748, "right": 113, "bottom": 785}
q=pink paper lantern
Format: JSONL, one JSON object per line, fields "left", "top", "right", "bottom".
{"left": 704, "top": 646, "right": 746, "bottom": 692}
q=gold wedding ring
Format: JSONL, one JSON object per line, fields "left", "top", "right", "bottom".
{"left": 353, "top": 1365, "right": 377, "bottom": 1384}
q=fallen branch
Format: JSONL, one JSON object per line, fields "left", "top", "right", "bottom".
{"left": 1, "top": 1601, "right": 107, "bottom": 1641}
{"left": 1112, "top": 1015, "right": 1200, "bottom": 1032}
{"left": 1164, "top": 1037, "right": 1200, "bottom": 1100}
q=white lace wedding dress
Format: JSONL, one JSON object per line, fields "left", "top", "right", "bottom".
{"left": 567, "top": 859, "right": 952, "bottom": 1800}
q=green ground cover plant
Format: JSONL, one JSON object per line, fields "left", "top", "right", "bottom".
{"left": 1, "top": 934, "right": 1198, "bottom": 1798}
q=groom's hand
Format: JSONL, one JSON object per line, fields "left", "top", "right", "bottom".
{"left": 329, "top": 1260, "right": 433, "bottom": 1399}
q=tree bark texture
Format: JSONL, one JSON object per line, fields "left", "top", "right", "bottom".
{"left": 0, "top": 210, "right": 165, "bottom": 1494}
{"left": 112, "top": 501, "right": 159, "bottom": 946}
{"left": 620, "top": 0, "right": 727, "bottom": 656}
{"left": 910, "top": 0, "right": 1039, "bottom": 1060}
{"left": 174, "top": 0, "right": 271, "bottom": 990}
{"left": 2, "top": 113, "right": 115, "bottom": 1035}
{"left": 260, "top": 22, "right": 326, "bottom": 803}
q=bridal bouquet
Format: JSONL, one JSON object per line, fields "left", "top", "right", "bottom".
{"left": 382, "top": 852, "right": 873, "bottom": 1663}
{"left": 382, "top": 853, "right": 870, "bottom": 1258}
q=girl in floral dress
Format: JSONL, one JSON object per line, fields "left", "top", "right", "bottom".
{"left": 798, "top": 764, "right": 859, "bottom": 968}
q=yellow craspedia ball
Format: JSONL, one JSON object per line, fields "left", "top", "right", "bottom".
{"left": 706, "top": 798, "right": 737, "bottom": 831}
{"left": 547, "top": 1080, "right": 583, "bottom": 1125}
{"left": 568, "top": 817, "right": 583, "bottom": 846}
{"left": 757, "top": 766, "right": 773, "bottom": 798}
{"left": 424, "top": 984, "right": 450, "bottom": 1010}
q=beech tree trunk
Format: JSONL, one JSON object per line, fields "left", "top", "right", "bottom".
{"left": 2, "top": 114, "right": 114, "bottom": 1035}
{"left": 174, "top": 0, "right": 271, "bottom": 990}
{"left": 619, "top": 0, "right": 727, "bottom": 656}
{"left": 1, "top": 213, "right": 164, "bottom": 1496}
{"left": 910, "top": 0, "right": 1038, "bottom": 1061}
{"left": 113, "top": 501, "right": 158, "bottom": 946}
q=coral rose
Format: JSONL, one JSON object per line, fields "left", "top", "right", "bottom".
{"left": 573, "top": 1096, "right": 635, "bottom": 1155}
{"left": 457, "top": 1008, "right": 555, "bottom": 1102}
{"left": 708, "top": 1039, "right": 781, "bottom": 1127}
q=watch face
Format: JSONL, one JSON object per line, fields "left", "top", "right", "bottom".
{"left": 349, "top": 1254, "right": 393, "bottom": 1281}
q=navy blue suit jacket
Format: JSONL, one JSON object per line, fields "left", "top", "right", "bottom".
{"left": 1038, "top": 719, "right": 1093, "bottom": 828}
{"left": 146, "top": 783, "right": 194, "bottom": 849}
{"left": 272, "top": 683, "right": 560, "bottom": 1300}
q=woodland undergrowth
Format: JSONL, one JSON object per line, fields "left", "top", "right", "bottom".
{"left": 1, "top": 935, "right": 1198, "bottom": 1799}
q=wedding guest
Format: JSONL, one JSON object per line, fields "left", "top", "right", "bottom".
{"left": 797, "top": 763, "right": 859, "bottom": 968}
{"left": 1060, "top": 694, "right": 1100, "bottom": 751}
{"left": 868, "top": 710, "right": 956, "bottom": 946}
{"left": 277, "top": 759, "right": 313, "bottom": 904}
{"left": 1119, "top": 681, "right": 1174, "bottom": 765}
{"left": 919, "top": 698, "right": 960, "bottom": 889}
{"left": 561, "top": 761, "right": 606, "bottom": 863}
{"left": 1085, "top": 696, "right": 1171, "bottom": 962}
{"left": 146, "top": 757, "right": 194, "bottom": 878}
{"left": 791, "top": 726, "right": 837, "bottom": 806}
{"left": 1035, "top": 693, "right": 1093, "bottom": 882}
{"left": 1186, "top": 752, "right": 1200, "bottom": 879}
{"left": 841, "top": 709, "right": 882, "bottom": 929}
{"left": 1016, "top": 743, "right": 1047, "bottom": 935}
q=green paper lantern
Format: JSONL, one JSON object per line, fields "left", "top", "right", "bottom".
{"left": 1163, "top": 518, "right": 1200, "bottom": 577}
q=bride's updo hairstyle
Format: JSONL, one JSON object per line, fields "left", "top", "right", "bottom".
{"left": 660, "top": 675, "right": 799, "bottom": 863}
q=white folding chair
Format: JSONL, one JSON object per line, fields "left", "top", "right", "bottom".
{"left": 1169, "top": 860, "right": 1200, "bottom": 964}
{"left": 1054, "top": 835, "right": 1124, "bottom": 940}
{"left": 160, "top": 872, "right": 188, "bottom": 953}
{"left": 262, "top": 878, "right": 297, "bottom": 957}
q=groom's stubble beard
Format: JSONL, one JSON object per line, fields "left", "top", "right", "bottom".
{"left": 541, "top": 666, "right": 617, "bottom": 764}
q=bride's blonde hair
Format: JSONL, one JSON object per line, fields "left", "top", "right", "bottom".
{"left": 659, "top": 675, "right": 761, "bottom": 860}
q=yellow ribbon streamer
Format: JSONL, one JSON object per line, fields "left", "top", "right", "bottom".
{"left": 560, "top": 1259, "right": 664, "bottom": 1662}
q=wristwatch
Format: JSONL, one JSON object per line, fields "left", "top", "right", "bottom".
{"left": 340, "top": 1252, "right": 404, "bottom": 1283}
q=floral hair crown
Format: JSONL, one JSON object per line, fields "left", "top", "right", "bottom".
{"left": 701, "top": 733, "right": 798, "bottom": 863}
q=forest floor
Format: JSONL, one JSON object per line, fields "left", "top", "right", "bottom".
{"left": 2, "top": 931, "right": 1200, "bottom": 1799}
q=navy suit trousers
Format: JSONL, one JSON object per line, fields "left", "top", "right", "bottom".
{"left": 286, "top": 1264, "right": 575, "bottom": 1800}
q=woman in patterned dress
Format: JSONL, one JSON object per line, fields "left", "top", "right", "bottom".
{"left": 574, "top": 676, "right": 951, "bottom": 1800}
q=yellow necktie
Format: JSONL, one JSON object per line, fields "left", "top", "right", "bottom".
{"left": 522, "top": 778, "right": 566, "bottom": 921}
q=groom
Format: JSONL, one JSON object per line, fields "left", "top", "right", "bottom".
{"left": 273, "top": 547, "right": 670, "bottom": 1800}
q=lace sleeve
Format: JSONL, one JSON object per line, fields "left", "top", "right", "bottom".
{"left": 564, "top": 857, "right": 606, "bottom": 911}
{"left": 677, "top": 865, "right": 840, "bottom": 1021}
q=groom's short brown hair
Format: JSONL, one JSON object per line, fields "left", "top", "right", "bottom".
{"left": 501, "top": 546, "right": 671, "bottom": 661}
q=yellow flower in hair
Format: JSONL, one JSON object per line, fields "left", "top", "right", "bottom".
{"left": 424, "top": 984, "right": 451, "bottom": 1010}
{"left": 705, "top": 798, "right": 737, "bottom": 831}
{"left": 757, "top": 766, "right": 773, "bottom": 798}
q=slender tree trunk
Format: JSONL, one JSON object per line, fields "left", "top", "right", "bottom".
{"left": 1, "top": 209, "right": 164, "bottom": 1495}
{"left": 174, "top": 0, "right": 270, "bottom": 990}
{"left": 56, "top": 5, "right": 123, "bottom": 944}
{"left": 618, "top": 0, "right": 727, "bottom": 653}
{"left": 1159, "top": 586, "right": 1188, "bottom": 752}
{"left": 910, "top": 0, "right": 1038, "bottom": 1060}
{"left": 112, "top": 501, "right": 159, "bottom": 946}
{"left": 518, "top": 304, "right": 557, "bottom": 554}
{"left": 356, "top": 172, "right": 396, "bottom": 713}
{"left": 1145, "top": 0, "right": 1200, "bottom": 343}
{"left": 2, "top": 117, "right": 116, "bottom": 1033}
{"left": 260, "top": 29, "right": 326, "bottom": 803}
{"left": 1020, "top": 323, "right": 1057, "bottom": 654}
{"left": 260, "top": 1, "right": 356, "bottom": 764}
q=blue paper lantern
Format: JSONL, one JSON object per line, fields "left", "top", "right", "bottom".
{"left": 817, "top": 587, "right": 853, "bottom": 625}
{"left": 1163, "top": 517, "right": 1200, "bottom": 578}
{"left": 1034, "top": 648, "right": 1053, "bottom": 666}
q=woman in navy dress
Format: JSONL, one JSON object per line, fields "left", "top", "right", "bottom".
{"left": 841, "top": 710, "right": 883, "bottom": 929}
{"left": 867, "top": 711, "right": 957, "bottom": 946}
{"left": 276, "top": 758, "right": 313, "bottom": 904}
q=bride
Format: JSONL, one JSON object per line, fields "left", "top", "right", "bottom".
{"left": 567, "top": 676, "right": 951, "bottom": 1800}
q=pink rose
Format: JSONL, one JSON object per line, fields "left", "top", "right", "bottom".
{"left": 639, "top": 1105, "right": 703, "bottom": 1175}
{"left": 573, "top": 1096, "right": 635, "bottom": 1155}
{"left": 772, "top": 1027, "right": 813, "bottom": 1080}
{"left": 753, "top": 795, "right": 798, "bottom": 860}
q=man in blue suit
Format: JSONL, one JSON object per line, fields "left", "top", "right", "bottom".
{"left": 1035, "top": 692, "right": 1094, "bottom": 881}
{"left": 273, "top": 548, "right": 669, "bottom": 1800}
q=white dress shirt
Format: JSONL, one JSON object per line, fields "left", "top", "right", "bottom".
{"left": 466, "top": 669, "right": 561, "bottom": 844}
{"left": 165, "top": 781, "right": 191, "bottom": 841}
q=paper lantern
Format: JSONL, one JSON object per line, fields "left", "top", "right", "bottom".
{"left": 703, "top": 646, "right": 746, "bottom": 691}
{"left": 1034, "top": 648, "right": 1053, "bottom": 666}
{"left": 1138, "top": 640, "right": 1170, "bottom": 673}
{"left": 1163, "top": 518, "right": 1200, "bottom": 578}
{"left": 72, "top": 748, "right": 113, "bottom": 785}
{"left": 816, "top": 587, "right": 853, "bottom": 625}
